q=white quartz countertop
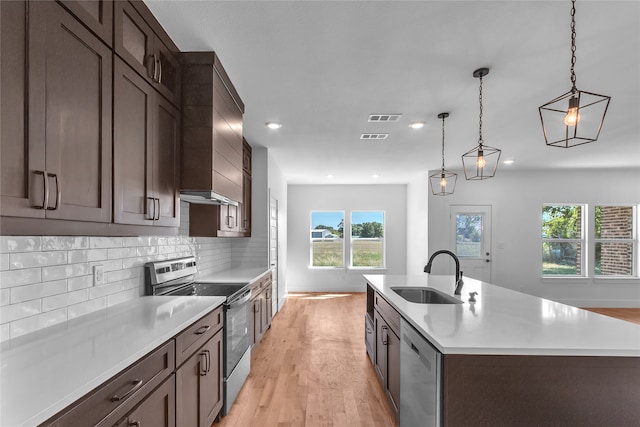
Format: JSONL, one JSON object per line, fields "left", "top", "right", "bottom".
{"left": 0, "top": 296, "right": 225, "bottom": 427}
{"left": 198, "top": 266, "right": 271, "bottom": 284}
{"left": 365, "top": 274, "right": 640, "bottom": 357}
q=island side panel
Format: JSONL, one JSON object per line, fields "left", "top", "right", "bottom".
{"left": 442, "top": 354, "right": 640, "bottom": 427}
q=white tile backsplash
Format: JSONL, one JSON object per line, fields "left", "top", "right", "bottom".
{"left": 0, "top": 202, "right": 268, "bottom": 342}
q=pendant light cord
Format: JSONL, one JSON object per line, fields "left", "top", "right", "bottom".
{"left": 478, "top": 74, "right": 484, "bottom": 147}
{"left": 570, "top": 0, "right": 577, "bottom": 91}
{"left": 441, "top": 115, "right": 446, "bottom": 170}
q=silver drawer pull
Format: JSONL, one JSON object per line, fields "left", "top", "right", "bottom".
{"left": 129, "top": 421, "right": 141, "bottom": 427}
{"left": 194, "top": 325, "right": 211, "bottom": 335}
{"left": 111, "top": 379, "right": 143, "bottom": 402}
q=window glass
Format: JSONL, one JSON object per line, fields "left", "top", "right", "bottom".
{"left": 595, "top": 206, "right": 635, "bottom": 276}
{"left": 542, "top": 205, "right": 585, "bottom": 276}
{"left": 456, "top": 214, "right": 483, "bottom": 257}
{"left": 351, "top": 211, "right": 385, "bottom": 268}
{"left": 310, "top": 211, "right": 344, "bottom": 267}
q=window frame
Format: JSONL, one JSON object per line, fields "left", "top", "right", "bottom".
{"left": 349, "top": 210, "right": 386, "bottom": 270}
{"left": 594, "top": 205, "right": 638, "bottom": 278}
{"left": 309, "top": 210, "right": 345, "bottom": 269}
{"left": 541, "top": 203, "right": 587, "bottom": 278}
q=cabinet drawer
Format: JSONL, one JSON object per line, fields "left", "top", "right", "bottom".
{"left": 175, "top": 306, "right": 223, "bottom": 367}
{"left": 45, "top": 340, "right": 175, "bottom": 427}
{"left": 374, "top": 292, "right": 401, "bottom": 336}
{"left": 365, "top": 314, "right": 374, "bottom": 364}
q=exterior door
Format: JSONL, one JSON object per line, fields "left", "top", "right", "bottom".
{"left": 450, "top": 205, "right": 492, "bottom": 282}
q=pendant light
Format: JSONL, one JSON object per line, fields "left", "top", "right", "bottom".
{"left": 429, "top": 113, "right": 457, "bottom": 196}
{"left": 538, "top": 0, "right": 611, "bottom": 148}
{"left": 462, "top": 68, "right": 501, "bottom": 180}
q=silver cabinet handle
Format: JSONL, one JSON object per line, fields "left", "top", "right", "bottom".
{"left": 46, "top": 172, "right": 60, "bottom": 210}
{"left": 381, "top": 325, "right": 388, "bottom": 345}
{"left": 111, "top": 379, "right": 143, "bottom": 402}
{"left": 155, "top": 198, "right": 160, "bottom": 220}
{"left": 194, "top": 325, "right": 211, "bottom": 335}
{"left": 153, "top": 54, "right": 159, "bottom": 82}
{"left": 204, "top": 349, "right": 211, "bottom": 373}
{"left": 129, "top": 421, "right": 141, "bottom": 427}
{"left": 200, "top": 351, "right": 207, "bottom": 376}
{"left": 146, "top": 197, "right": 155, "bottom": 220}
{"left": 157, "top": 56, "right": 162, "bottom": 84}
{"left": 33, "top": 170, "right": 49, "bottom": 209}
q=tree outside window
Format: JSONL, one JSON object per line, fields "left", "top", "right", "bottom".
{"left": 542, "top": 205, "right": 585, "bottom": 276}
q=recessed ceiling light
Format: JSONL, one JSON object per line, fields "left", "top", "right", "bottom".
{"left": 409, "top": 121, "right": 425, "bottom": 129}
{"left": 327, "top": 174, "right": 335, "bottom": 179}
{"left": 372, "top": 174, "right": 381, "bottom": 178}
{"left": 503, "top": 160, "right": 515, "bottom": 165}
{"left": 265, "top": 122, "right": 282, "bottom": 129}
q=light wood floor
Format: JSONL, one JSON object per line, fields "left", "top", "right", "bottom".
{"left": 216, "top": 292, "right": 397, "bottom": 427}
{"left": 581, "top": 307, "right": 640, "bottom": 325}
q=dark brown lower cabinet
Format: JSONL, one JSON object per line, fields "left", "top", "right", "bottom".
{"left": 113, "top": 375, "right": 176, "bottom": 427}
{"left": 176, "top": 328, "right": 224, "bottom": 427}
{"left": 364, "top": 314, "right": 375, "bottom": 364}
{"left": 250, "top": 273, "right": 273, "bottom": 348}
{"left": 373, "top": 309, "right": 400, "bottom": 418}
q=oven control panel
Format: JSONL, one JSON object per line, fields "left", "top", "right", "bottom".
{"left": 145, "top": 256, "right": 198, "bottom": 293}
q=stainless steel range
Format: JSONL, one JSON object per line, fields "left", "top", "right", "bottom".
{"left": 145, "top": 256, "right": 251, "bottom": 416}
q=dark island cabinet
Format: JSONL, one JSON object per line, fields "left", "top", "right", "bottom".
{"left": 114, "top": 0, "right": 181, "bottom": 106}
{"left": 1, "top": 0, "right": 112, "bottom": 223}
{"left": 251, "top": 272, "right": 273, "bottom": 349}
{"left": 113, "top": 58, "right": 179, "bottom": 227}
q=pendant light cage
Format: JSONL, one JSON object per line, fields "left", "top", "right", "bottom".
{"left": 538, "top": 0, "right": 611, "bottom": 148}
{"left": 429, "top": 113, "right": 457, "bottom": 196}
{"left": 462, "top": 68, "right": 501, "bottom": 180}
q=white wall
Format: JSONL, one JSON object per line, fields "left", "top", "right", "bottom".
{"left": 267, "top": 149, "right": 288, "bottom": 311}
{"left": 424, "top": 168, "right": 640, "bottom": 307}
{"left": 287, "top": 184, "right": 407, "bottom": 292}
{"left": 406, "top": 172, "right": 430, "bottom": 275}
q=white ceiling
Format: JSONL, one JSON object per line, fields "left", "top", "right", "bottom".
{"left": 146, "top": 0, "right": 640, "bottom": 184}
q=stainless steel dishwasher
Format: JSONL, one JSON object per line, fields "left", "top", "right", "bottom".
{"left": 400, "top": 318, "right": 442, "bottom": 427}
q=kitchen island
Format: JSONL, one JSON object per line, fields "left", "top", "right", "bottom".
{"left": 365, "top": 274, "right": 640, "bottom": 426}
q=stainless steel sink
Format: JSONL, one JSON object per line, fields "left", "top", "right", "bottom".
{"left": 391, "top": 287, "right": 462, "bottom": 304}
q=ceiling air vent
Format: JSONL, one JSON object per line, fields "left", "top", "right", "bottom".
{"left": 360, "top": 133, "right": 389, "bottom": 140}
{"left": 368, "top": 114, "right": 402, "bottom": 123}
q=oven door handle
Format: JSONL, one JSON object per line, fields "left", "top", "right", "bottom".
{"left": 228, "top": 289, "right": 251, "bottom": 306}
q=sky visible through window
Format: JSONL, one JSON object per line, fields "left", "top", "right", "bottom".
{"left": 352, "top": 211, "right": 384, "bottom": 225}
{"left": 311, "top": 211, "right": 343, "bottom": 229}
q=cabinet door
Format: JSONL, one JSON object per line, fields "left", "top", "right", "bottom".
{"left": 251, "top": 297, "right": 262, "bottom": 345}
{"left": 387, "top": 328, "right": 401, "bottom": 416}
{"left": 0, "top": 0, "right": 44, "bottom": 218}
{"left": 113, "top": 58, "right": 154, "bottom": 225}
{"left": 120, "top": 375, "right": 176, "bottom": 427}
{"left": 374, "top": 310, "right": 388, "bottom": 384}
{"left": 153, "top": 95, "right": 180, "bottom": 227}
{"left": 202, "top": 329, "right": 223, "bottom": 426}
{"left": 114, "top": 0, "right": 154, "bottom": 84}
{"left": 176, "top": 331, "right": 223, "bottom": 427}
{"left": 153, "top": 36, "right": 181, "bottom": 106}
{"left": 241, "top": 172, "right": 252, "bottom": 235}
{"left": 32, "top": 0, "right": 112, "bottom": 222}
{"left": 263, "top": 285, "right": 272, "bottom": 330}
{"left": 57, "top": 0, "right": 113, "bottom": 46}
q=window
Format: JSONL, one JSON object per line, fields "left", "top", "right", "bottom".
{"left": 542, "top": 204, "right": 585, "bottom": 276}
{"left": 310, "top": 211, "right": 344, "bottom": 267}
{"left": 595, "top": 206, "right": 636, "bottom": 277}
{"left": 456, "top": 213, "right": 483, "bottom": 257}
{"left": 351, "top": 211, "right": 385, "bottom": 268}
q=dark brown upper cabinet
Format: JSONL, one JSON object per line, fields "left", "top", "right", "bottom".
{"left": 0, "top": 0, "right": 112, "bottom": 223}
{"left": 114, "top": 0, "right": 181, "bottom": 106}
{"left": 113, "top": 58, "right": 180, "bottom": 227}
{"left": 56, "top": 0, "right": 113, "bottom": 46}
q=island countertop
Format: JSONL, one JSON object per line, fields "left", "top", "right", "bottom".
{"left": 0, "top": 296, "right": 226, "bottom": 427}
{"left": 364, "top": 274, "right": 640, "bottom": 357}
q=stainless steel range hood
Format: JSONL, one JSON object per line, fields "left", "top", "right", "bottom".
{"left": 180, "top": 190, "right": 239, "bottom": 206}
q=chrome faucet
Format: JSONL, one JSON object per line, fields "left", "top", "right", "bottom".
{"left": 424, "top": 250, "right": 464, "bottom": 295}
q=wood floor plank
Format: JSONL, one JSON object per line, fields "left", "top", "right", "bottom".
{"left": 216, "top": 292, "right": 397, "bottom": 427}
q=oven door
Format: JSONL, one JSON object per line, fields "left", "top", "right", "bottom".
{"left": 225, "top": 288, "right": 251, "bottom": 375}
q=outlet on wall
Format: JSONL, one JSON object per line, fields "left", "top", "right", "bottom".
{"left": 93, "top": 265, "right": 104, "bottom": 286}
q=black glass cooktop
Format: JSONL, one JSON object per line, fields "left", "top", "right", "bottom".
{"left": 166, "top": 282, "right": 248, "bottom": 299}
